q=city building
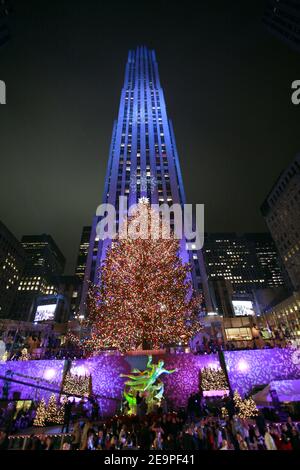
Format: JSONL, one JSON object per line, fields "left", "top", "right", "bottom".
{"left": 75, "top": 226, "right": 91, "bottom": 280}
{"left": 208, "top": 279, "right": 235, "bottom": 318}
{"left": 263, "top": 0, "right": 300, "bottom": 53}
{"left": 261, "top": 153, "right": 300, "bottom": 290}
{"left": 203, "top": 232, "right": 287, "bottom": 317}
{"left": 259, "top": 291, "right": 300, "bottom": 342}
{"left": 204, "top": 232, "right": 285, "bottom": 293}
{"left": 80, "top": 46, "right": 212, "bottom": 315}
{"left": 0, "top": 0, "right": 12, "bottom": 47}
{"left": 11, "top": 234, "right": 66, "bottom": 321}
{"left": 55, "top": 275, "right": 82, "bottom": 320}
{"left": 0, "top": 221, "right": 26, "bottom": 319}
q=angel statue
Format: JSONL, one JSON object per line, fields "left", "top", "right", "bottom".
{"left": 120, "top": 355, "right": 176, "bottom": 415}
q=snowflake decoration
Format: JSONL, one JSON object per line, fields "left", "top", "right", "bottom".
{"left": 292, "top": 348, "right": 300, "bottom": 366}
{"left": 130, "top": 170, "right": 157, "bottom": 194}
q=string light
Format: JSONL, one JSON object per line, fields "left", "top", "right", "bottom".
{"left": 233, "top": 390, "right": 258, "bottom": 419}
{"left": 201, "top": 367, "right": 228, "bottom": 391}
{"left": 33, "top": 398, "right": 47, "bottom": 427}
{"left": 33, "top": 395, "right": 65, "bottom": 427}
{"left": 70, "top": 199, "right": 203, "bottom": 353}
{"left": 62, "top": 372, "right": 92, "bottom": 397}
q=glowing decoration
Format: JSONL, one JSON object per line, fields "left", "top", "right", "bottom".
{"left": 120, "top": 355, "right": 176, "bottom": 414}
{"left": 201, "top": 367, "right": 228, "bottom": 394}
{"left": 237, "top": 359, "right": 249, "bottom": 372}
{"left": 33, "top": 398, "right": 47, "bottom": 427}
{"left": 81, "top": 199, "right": 202, "bottom": 353}
{"left": 221, "top": 406, "right": 229, "bottom": 418}
{"left": 224, "top": 349, "right": 300, "bottom": 396}
{"left": 62, "top": 371, "right": 92, "bottom": 398}
{"left": 43, "top": 368, "right": 56, "bottom": 381}
{"left": 71, "top": 365, "right": 87, "bottom": 377}
{"left": 34, "top": 395, "right": 65, "bottom": 427}
{"left": 46, "top": 394, "right": 59, "bottom": 424}
{"left": 233, "top": 390, "right": 258, "bottom": 419}
{"left": 130, "top": 170, "right": 157, "bottom": 194}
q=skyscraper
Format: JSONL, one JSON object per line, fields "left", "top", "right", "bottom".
{"left": 261, "top": 153, "right": 300, "bottom": 290}
{"left": 203, "top": 232, "right": 286, "bottom": 295}
{"left": 12, "top": 234, "right": 65, "bottom": 321}
{"left": 75, "top": 226, "right": 91, "bottom": 280}
{"left": 80, "top": 46, "right": 211, "bottom": 315}
{"left": 0, "top": 220, "right": 26, "bottom": 319}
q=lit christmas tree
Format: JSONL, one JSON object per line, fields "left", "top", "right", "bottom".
{"left": 201, "top": 367, "right": 228, "bottom": 392}
{"left": 83, "top": 198, "right": 202, "bottom": 353}
{"left": 233, "top": 390, "right": 258, "bottom": 419}
{"left": 57, "top": 396, "right": 68, "bottom": 424}
{"left": 33, "top": 398, "right": 47, "bottom": 427}
{"left": 62, "top": 372, "right": 92, "bottom": 398}
{"left": 46, "top": 394, "right": 59, "bottom": 424}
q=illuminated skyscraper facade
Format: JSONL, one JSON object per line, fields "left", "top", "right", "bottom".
{"left": 81, "top": 46, "right": 211, "bottom": 315}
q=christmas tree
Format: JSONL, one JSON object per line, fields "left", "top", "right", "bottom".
{"left": 233, "top": 390, "right": 258, "bottom": 419}
{"left": 84, "top": 198, "right": 202, "bottom": 352}
{"left": 57, "top": 396, "right": 68, "bottom": 424}
{"left": 33, "top": 398, "right": 47, "bottom": 427}
{"left": 62, "top": 372, "right": 92, "bottom": 397}
{"left": 201, "top": 367, "right": 228, "bottom": 392}
{"left": 46, "top": 394, "right": 59, "bottom": 424}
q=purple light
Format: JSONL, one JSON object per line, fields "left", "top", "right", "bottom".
{"left": 237, "top": 359, "right": 249, "bottom": 372}
{"left": 43, "top": 368, "right": 56, "bottom": 381}
{"left": 225, "top": 348, "right": 300, "bottom": 397}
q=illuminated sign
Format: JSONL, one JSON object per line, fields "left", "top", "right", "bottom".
{"left": 34, "top": 304, "right": 56, "bottom": 322}
{"left": 232, "top": 300, "right": 255, "bottom": 316}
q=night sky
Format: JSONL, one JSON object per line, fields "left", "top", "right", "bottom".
{"left": 1, "top": 0, "right": 300, "bottom": 273}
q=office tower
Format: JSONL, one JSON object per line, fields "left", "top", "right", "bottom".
{"left": 0, "top": 0, "right": 12, "bottom": 47}
{"left": 263, "top": 0, "right": 300, "bottom": 53}
{"left": 12, "top": 234, "right": 66, "bottom": 321}
{"left": 75, "top": 226, "right": 91, "bottom": 280}
{"left": 0, "top": 220, "right": 26, "bottom": 319}
{"left": 203, "top": 232, "right": 285, "bottom": 295}
{"left": 55, "top": 275, "right": 82, "bottom": 319}
{"left": 81, "top": 46, "right": 211, "bottom": 315}
{"left": 261, "top": 154, "right": 300, "bottom": 290}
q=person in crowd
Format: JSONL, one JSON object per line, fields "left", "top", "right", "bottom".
{"left": 91, "top": 399, "right": 99, "bottom": 422}
{"left": 45, "top": 436, "right": 54, "bottom": 450}
{"left": 61, "top": 399, "right": 72, "bottom": 434}
{"left": 0, "top": 431, "right": 9, "bottom": 450}
{"left": 236, "top": 432, "right": 248, "bottom": 450}
{"left": 264, "top": 427, "right": 277, "bottom": 450}
{"left": 96, "top": 429, "right": 105, "bottom": 450}
{"left": 62, "top": 442, "right": 71, "bottom": 450}
{"left": 71, "top": 421, "right": 81, "bottom": 450}
{"left": 220, "top": 439, "right": 229, "bottom": 450}
{"left": 80, "top": 420, "right": 93, "bottom": 450}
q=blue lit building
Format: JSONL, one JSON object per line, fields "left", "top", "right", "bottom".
{"left": 80, "top": 46, "right": 212, "bottom": 315}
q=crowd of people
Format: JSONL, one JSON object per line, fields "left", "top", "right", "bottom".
{"left": 2, "top": 411, "right": 300, "bottom": 451}
{"left": 0, "top": 333, "right": 84, "bottom": 361}
{"left": 1, "top": 314, "right": 295, "bottom": 363}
